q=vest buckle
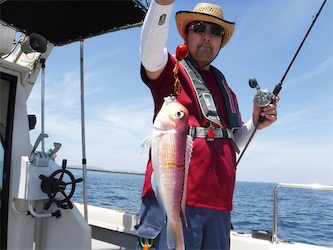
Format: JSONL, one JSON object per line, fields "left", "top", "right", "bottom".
{"left": 206, "top": 125, "right": 216, "bottom": 141}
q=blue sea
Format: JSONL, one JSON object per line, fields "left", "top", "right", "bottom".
{"left": 71, "top": 169, "right": 333, "bottom": 248}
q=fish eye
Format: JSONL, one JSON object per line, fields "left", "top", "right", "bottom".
{"left": 175, "top": 110, "right": 184, "bottom": 118}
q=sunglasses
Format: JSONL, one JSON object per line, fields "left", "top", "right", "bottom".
{"left": 188, "top": 22, "right": 225, "bottom": 38}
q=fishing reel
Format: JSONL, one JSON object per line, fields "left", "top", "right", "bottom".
{"left": 236, "top": 77, "right": 282, "bottom": 166}
{"left": 249, "top": 77, "right": 282, "bottom": 123}
{"left": 249, "top": 78, "right": 274, "bottom": 107}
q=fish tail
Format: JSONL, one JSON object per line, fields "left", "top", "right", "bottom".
{"left": 167, "top": 221, "right": 184, "bottom": 250}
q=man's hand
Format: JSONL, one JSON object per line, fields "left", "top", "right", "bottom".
{"left": 156, "top": 0, "right": 175, "bottom": 5}
{"left": 252, "top": 97, "right": 279, "bottom": 129}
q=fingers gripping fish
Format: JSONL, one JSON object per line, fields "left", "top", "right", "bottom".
{"left": 142, "top": 95, "right": 193, "bottom": 250}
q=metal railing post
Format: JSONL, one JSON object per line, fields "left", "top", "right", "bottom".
{"left": 272, "top": 184, "right": 280, "bottom": 243}
{"left": 272, "top": 183, "right": 333, "bottom": 244}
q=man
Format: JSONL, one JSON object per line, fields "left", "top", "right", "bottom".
{"left": 136, "top": 1, "right": 278, "bottom": 249}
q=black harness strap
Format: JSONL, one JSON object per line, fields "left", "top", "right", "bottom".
{"left": 180, "top": 58, "right": 242, "bottom": 129}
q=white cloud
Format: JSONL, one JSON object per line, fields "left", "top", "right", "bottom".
{"left": 29, "top": 96, "right": 154, "bottom": 173}
{"left": 236, "top": 137, "right": 333, "bottom": 185}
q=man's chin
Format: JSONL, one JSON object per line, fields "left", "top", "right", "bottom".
{"left": 197, "top": 54, "right": 213, "bottom": 63}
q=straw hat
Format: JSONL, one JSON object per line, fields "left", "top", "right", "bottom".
{"left": 176, "top": 3, "right": 235, "bottom": 48}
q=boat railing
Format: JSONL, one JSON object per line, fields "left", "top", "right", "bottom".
{"left": 272, "top": 183, "right": 333, "bottom": 244}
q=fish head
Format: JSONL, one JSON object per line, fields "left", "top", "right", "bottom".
{"left": 154, "top": 96, "right": 189, "bottom": 132}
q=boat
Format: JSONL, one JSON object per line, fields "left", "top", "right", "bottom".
{"left": 0, "top": 0, "right": 332, "bottom": 249}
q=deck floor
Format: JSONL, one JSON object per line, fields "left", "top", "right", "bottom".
{"left": 92, "top": 239, "right": 130, "bottom": 250}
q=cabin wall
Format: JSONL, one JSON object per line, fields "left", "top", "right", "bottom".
{"left": 2, "top": 57, "right": 91, "bottom": 249}
{"left": 3, "top": 64, "right": 36, "bottom": 249}
{"left": 42, "top": 207, "right": 91, "bottom": 249}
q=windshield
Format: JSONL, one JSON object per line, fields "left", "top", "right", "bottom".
{"left": 0, "top": 78, "right": 10, "bottom": 189}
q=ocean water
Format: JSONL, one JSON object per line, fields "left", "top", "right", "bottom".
{"left": 71, "top": 169, "right": 333, "bottom": 248}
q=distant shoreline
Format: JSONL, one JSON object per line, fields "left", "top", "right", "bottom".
{"left": 68, "top": 167, "right": 145, "bottom": 176}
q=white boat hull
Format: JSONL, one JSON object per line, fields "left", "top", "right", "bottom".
{"left": 76, "top": 204, "right": 332, "bottom": 250}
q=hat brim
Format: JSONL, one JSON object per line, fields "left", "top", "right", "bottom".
{"left": 176, "top": 11, "right": 235, "bottom": 48}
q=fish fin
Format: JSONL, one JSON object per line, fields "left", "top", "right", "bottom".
{"left": 167, "top": 222, "right": 185, "bottom": 250}
{"left": 181, "top": 135, "right": 193, "bottom": 227}
{"left": 185, "top": 135, "right": 193, "bottom": 165}
{"left": 141, "top": 135, "right": 153, "bottom": 148}
{"left": 141, "top": 130, "right": 163, "bottom": 153}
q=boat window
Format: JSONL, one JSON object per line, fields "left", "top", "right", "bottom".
{"left": 0, "top": 78, "right": 10, "bottom": 189}
{"left": 0, "top": 146, "right": 3, "bottom": 189}
{"left": 0, "top": 73, "right": 15, "bottom": 249}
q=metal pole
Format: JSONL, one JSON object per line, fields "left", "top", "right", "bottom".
{"left": 33, "top": 58, "right": 47, "bottom": 249}
{"left": 33, "top": 201, "right": 44, "bottom": 250}
{"left": 40, "top": 59, "right": 46, "bottom": 152}
{"left": 80, "top": 40, "right": 88, "bottom": 221}
{"left": 272, "top": 184, "right": 280, "bottom": 243}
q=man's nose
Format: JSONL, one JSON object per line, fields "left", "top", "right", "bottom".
{"left": 202, "top": 32, "right": 211, "bottom": 42}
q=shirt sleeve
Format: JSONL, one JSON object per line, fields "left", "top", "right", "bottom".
{"left": 233, "top": 118, "right": 256, "bottom": 148}
{"left": 140, "top": 53, "right": 177, "bottom": 117}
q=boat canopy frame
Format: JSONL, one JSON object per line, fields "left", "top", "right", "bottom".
{"left": 0, "top": 0, "right": 147, "bottom": 46}
{"left": 0, "top": 0, "right": 148, "bottom": 227}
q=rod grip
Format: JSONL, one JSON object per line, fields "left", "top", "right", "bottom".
{"left": 258, "top": 115, "right": 266, "bottom": 124}
{"left": 273, "top": 83, "right": 282, "bottom": 96}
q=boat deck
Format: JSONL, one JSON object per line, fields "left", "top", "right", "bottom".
{"left": 92, "top": 239, "right": 125, "bottom": 250}
{"left": 76, "top": 204, "right": 332, "bottom": 250}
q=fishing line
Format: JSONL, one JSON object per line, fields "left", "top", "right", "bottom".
{"left": 173, "top": 3, "right": 187, "bottom": 96}
{"left": 236, "top": 0, "right": 327, "bottom": 167}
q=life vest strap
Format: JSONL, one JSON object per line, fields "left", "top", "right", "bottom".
{"left": 188, "top": 126, "right": 240, "bottom": 153}
{"left": 188, "top": 126, "right": 233, "bottom": 140}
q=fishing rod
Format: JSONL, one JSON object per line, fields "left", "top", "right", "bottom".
{"left": 236, "top": 0, "right": 327, "bottom": 167}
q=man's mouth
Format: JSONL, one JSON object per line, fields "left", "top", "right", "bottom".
{"left": 198, "top": 44, "right": 211, "bottom": 50}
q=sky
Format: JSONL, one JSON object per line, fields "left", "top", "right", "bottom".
{"left": 27, "top": 0, "right": 333, "bottom": 185}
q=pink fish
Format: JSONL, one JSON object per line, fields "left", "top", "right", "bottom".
{"left": 142, "top": 95, "right": 192, "bottom": 250}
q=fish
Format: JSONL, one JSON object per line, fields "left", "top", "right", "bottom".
{"left": 142, "top": 95, "right": 192, "bottom": 250}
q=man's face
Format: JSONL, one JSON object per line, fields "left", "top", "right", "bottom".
{"left": 186, "top": 21, "right": 223, "bottom": 69}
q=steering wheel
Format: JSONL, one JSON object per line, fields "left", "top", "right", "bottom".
{"left": 39, "top": 159, "right": 83, "bottom": 210}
